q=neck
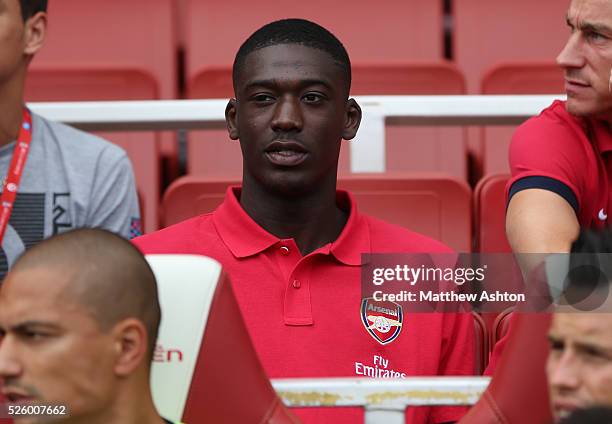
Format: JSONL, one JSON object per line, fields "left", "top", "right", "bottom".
{"left": 240, "top": 173, "right": 348, "bottom": 255}
{"left": 81, "top": 378, "right": 165, "bottom": 424}
{"left": 0, "top": 72, "right": 26, "bottom": 147}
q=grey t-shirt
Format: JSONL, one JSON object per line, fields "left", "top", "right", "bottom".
{"left": 0, "top": 112, "right": 141, "bottom": 279}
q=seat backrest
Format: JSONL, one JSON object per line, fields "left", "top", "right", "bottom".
{"left": 472, "top": 312, "right": 489, "bottom": 375}
{"left": 454, "top": 0, "right": 569, "bottom": 93}
{"left": 146, "top": 254, "right": 297, "bottom": 423}
{"left": 33, "top": 0, "right": 176, "bottom": 99}
{"left": 24, "top": 0, "right": 176, "bottom": 232}
{"left": 478, "top": 63, "right": 564, "bottom": 176}
{"left": 475, "top": 174, "right": 511, "bottom": 253}
{"left": 162, "top": 174, "right": 472, "bottom": 251}
{"left": 185, "top": 0, "right": 444, "bottom": 90}
{"left": 459, "top": 313, "right": 553, "bottom": 424}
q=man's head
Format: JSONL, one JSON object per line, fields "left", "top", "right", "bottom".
{"left": 226, "top": 19, "right": 361, "bottom": 196}
{"left": 0, "top": 229, "right": 161, "bottom": 423}
{"left": 547, "top": 230, "right": 612, "bottom": 422}
{"left": 0, "top": 0, "right": 47, "bottom": 85}
{"left": 557, "top": 0, "right": 612, "bottom": 120}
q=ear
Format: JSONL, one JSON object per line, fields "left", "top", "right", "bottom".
{"left": 112, "top": 319, "right": 148, "bottom": 377}
{"left": 342, "top": 98, "right": 362, "bottom": 141}
{"left": 23, "top": 11, "right": 47, "bottom": 56}
{"left": 225, "top": 98, "right": 239, "bottom": 140}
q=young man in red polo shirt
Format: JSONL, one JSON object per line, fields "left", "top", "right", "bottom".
{"left": 134, "top": 19, "right": 474, "bottom": 424}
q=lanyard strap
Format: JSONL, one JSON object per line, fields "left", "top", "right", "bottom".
{"left": 0, "top": 108, "right": 33, "bottom": 244}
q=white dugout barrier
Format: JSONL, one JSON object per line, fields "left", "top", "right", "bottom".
{"left": 29, "top": 94, "right": 564, "bottom": 173}
{"left": 30, "top": 96, "right": 561, "bottom": 423}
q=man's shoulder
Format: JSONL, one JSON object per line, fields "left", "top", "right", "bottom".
{"left": 133, "top": 213, "right": 216, "bottom": 253}
{"left": 362, "top": 214, "right": 453, "bottom": 253}
{"left": 511, "top": 99, "right": 590, "bottom": 160}
{"left": 32, "top": 112, "right": 128, "bottom": 161}
{"left": 515, "top": 100, "right": 584, "bottom": 141}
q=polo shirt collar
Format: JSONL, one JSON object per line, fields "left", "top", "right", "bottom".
{"left": 213, "top": 186, "right": 279, "bottom": 258}
{"left": 328, "top": 190, "right": 371, "bottom": 266}
{"left": 212, "top": 187, "right": 371, "bottom": 265}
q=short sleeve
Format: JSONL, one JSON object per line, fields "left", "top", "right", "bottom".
{"left": 506, "top": 105, "right": 589, "bottom": 213}
{"left": 86, "top": 146, "right": 141, "bottom": 239}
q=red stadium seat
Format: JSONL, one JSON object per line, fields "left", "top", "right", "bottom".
{"left": 184, "top": 0, "right": 468, "bottom": 180}
{"left": 492, "top": 308, "right": 514, "bottom": 349}
{"left": 147, "top": 254, "right": 298, "bottom": 423}
{"left": 459, "top": 313, "right": 553, "bottom": 424}
{"left": 25, "top": 0, "right": 178, "bottom": 232}
{"left": 454, "top": 0, "right": 568, "bottom": 180}
{"left": 454, "top": 0, "right": 569, "bottom": 94}
{"left": 475, "top": 174, "right": 511, "bottom": 253}
{"left": 162, "top": 174, "right": 472, "bottom": 252}
{"left": 185, "top": 0, "right": 445, "bottom": 78}
{"left": 479, "top": 63, "right": 564, "bottom": 176}
{"left": 474, "top": 174, "right": 512, "bottom": 359}
{"left": 472, "top": 312, "right": 489, "bottom": 375}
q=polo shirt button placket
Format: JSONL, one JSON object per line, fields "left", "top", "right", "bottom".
{"left": 280, "top": 246, "right": 290, "bottom": 256}
{"left": 292, "top": 279, "right": 301, "bottom": 289}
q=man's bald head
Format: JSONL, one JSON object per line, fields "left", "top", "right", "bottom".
{"left": 7, "top": 228, "right": 161, "bottom": 358}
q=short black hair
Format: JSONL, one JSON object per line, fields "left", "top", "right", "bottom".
{"left": 19, "top": 0, "right": 47, "bottom": 20}
{"left": 232, "top": 18, "right": 351, "bottom": 94}
{"left": 12, "top": 228, "right": 161, "bottom": 362}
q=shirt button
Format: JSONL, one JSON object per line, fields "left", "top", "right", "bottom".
{"left": 280, "top": 246, "right": 290, "bottom": 256}
{"left": 292, "top": 280, "right": 301, "bottom": 289}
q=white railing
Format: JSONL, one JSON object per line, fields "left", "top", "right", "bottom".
{"left": 271, "top": 376, "right": 490, "bottom": 424}
{"left": 29, "top": 94, "right": 564, "bottom": 173}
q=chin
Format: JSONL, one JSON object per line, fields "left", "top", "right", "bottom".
{"left": 565, "top": 98, "right": 595, "bottom": 117}
{"left": 566, "top": 96, "right": 612, "bottom": 120}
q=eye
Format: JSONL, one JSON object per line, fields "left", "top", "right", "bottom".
{"left": 586, "top": 31, "right": 607, "bottom": 42}
{"left": 18, "top": 329, "right": 49, "bottom": 342}
{"left": 549, "top": 338, "right": 564, "bottom": 352}
{"left": 302, "top": 92, "right": 325, "bottom": 103}
{"left": 582, "top": 346, "right": 608, "bottom": 361}
{"left": 252, "top": 93, "right": 275, "bottom": 103}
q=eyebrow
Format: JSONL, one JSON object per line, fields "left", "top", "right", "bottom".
{"left": 10, "top": 321, "right": 61, "bottom": 332}
{"left": 244, "top": 78, "right": 334, "bottom": 92}
{"left": 566, "top": 15, "right": 612, "bottom": 34}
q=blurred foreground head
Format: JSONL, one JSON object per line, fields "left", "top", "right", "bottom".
{"left": 547, "top": 230, "right": 612, "bottom": 422}
{"left": 0, "top": 228, "right": 162, "bottom": 424}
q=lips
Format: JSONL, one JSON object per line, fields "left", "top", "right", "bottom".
{"left": 565, "top": 78, "right": 590, "bottom": 94}
{"left": 1, "top": 387, "right": 34, "bottom": 403}
{"left": 552, "top": 401, "right": 580, "bottom": 421}
{"left": 264, "top": 140, "right": 308, "bottom": 167}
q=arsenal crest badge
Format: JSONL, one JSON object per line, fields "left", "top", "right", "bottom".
{"left": 360, "top": 297, "right": 403, "bottom": 345}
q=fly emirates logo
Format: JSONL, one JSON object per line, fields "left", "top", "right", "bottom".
{"left": 354, "top": 354, "right": 407, "bottom": 379}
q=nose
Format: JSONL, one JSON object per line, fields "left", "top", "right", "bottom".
{"left": 557, "top": 31, "right": 585, "bottom": 70}
{"left": 548, "top": 350, "right": 581, "bottom": 392}
{"left": 0, "top": 336, "right": 22, "bottom": 380}
{"left": 271, "top": 96, "right": 303, "bottom": 132}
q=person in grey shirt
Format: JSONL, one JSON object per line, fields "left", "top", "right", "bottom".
{"left": 0, "top": 0, "right": 140, "bottom": 279}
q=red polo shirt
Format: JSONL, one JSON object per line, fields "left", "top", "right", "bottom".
{"left": 487, "top": 101, "right": 612, "bottom": 376}
{"left": 507, "top": 100, "right": 612, "bottom": 228}
{"left": 134, "top": 187, "right": 474, "bottom": 424}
